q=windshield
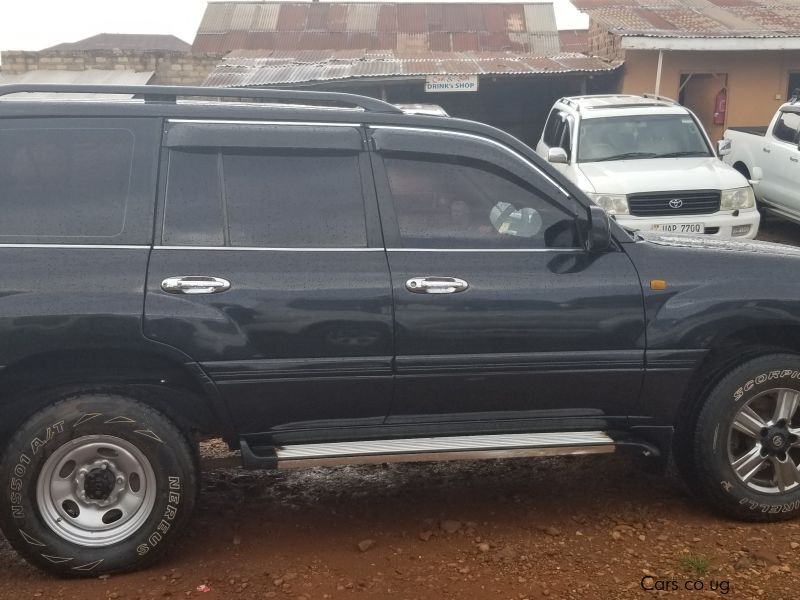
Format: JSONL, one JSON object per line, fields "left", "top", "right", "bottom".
{"left": 577, "top": 114, "right": 712, "bottom": 163}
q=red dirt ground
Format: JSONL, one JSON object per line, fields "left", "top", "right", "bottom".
{"left": 1, "top": 440, "right": 798, "bottom": 600}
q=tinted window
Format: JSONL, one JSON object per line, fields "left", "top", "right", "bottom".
{"left": 773, "top": 112, "right": 800, "bottom": 144}
{"left": 163, "top": 150, "right": 367, "bottom": 248}
{"left": 578, "top": 114, "right": 711, "bottom": 162}
{"left": 223, "top": 152, "right": 366, "bottom": 248}
{"left": 0, "top": 127, "right": 134, "bottom": 238}
{"left": 163, "top": 151, "right": 224, "bottom": 246}
{"left": 384, "top": 154, "right": 579, "bottom": 249}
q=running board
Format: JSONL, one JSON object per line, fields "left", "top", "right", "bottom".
{"left": 240, "top": 431, "right": 626, "bottom": 470}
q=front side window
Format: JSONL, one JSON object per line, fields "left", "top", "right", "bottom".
{"left": 542, "top": 109, "right": 562, "bottom": 147}
{"left": 383, "top": 154, "right": 579, "bottom": 249}
{"left": 0, "top": 127, "right": 134, "bottom": 239}
{"left": 163, "top": 149, "right": 367, "bottom": 248}
{"left": 773, "top": 111, "right": 800, "bottom": 144}
{"left": 577, "top": 114, "right": 711, "bottom": 163}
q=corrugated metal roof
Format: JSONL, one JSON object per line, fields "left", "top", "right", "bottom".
{"left": 202, "top": 49, "right": 619, "bottom": 87}
{"left": 193, "top": 2, "right": 561, "bottom": 54}
{"left": 574, "top": 0, "right": 800, "bottom": 38}
{"left": 44, "top": 33, "right": 191, "bottom": 52}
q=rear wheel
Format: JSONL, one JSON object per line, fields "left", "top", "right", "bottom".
{"left": 0, "top": 389, "right": 197, "bottom": 576}
{"left": 684, "top": 354, "right": 800, "bottom": 520}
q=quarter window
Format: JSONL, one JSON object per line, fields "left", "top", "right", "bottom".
{"left": 0, "top": 127, "right": 134, "bottom": 238}
{"left": 773, "top": 112, "right": 800, "bottom": 144}
{"left": 383, "top": 154, "right": 579, "bottom": 249}
{"left": 163, "top": 149, "right": 367, "bottom": 248}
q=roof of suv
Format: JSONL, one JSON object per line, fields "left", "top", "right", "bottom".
{"left": 0, "top": 83, "right": 476, "bottom": 133}
{"left": 557, "top": 94, "right": 690, "bottom": 119}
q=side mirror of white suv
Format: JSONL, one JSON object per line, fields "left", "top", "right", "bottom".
{"left": 717, "top": 139, "right": 732, "bottom": 157}
{"left": 547, "top": 147, "right": 569, "bottom": 164}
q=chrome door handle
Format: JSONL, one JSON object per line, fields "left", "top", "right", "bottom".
{"left": 161, "top": 276, "right": 231, "bottom": 295}
{"left": 406, "top": 277, "right": 469, "bottom": 294}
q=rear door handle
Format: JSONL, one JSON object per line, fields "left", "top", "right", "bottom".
{"left": 762, "top": 147, "right": 771, "bottom": 153}
{"left": 161, "top": 276, "right": 231, "bottom": 295}
{"left": 406, "top": 277, "right": 469, "bottom": 294}
{"left": 791, "top": 156, "right": 799, "bottom": 163}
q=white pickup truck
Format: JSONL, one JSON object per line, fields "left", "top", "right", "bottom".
{"left": 722, "top": 100, "right": 800, "bottom": 224}
{"left": 536, "top": 95, "right": 759, "bottom": 239}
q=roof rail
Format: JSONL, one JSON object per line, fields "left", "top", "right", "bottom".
{"left": 0, "top": 84, "right": 403, "bottom": 114}
{"left": 559, "top": 97, "right": 580, "bottom": 112}
{"left": 641, "top": 93, "right": 678, "bottom": 105}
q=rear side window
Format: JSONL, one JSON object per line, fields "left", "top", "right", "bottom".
{"left": 163, "top": 150, "right": 367, "bottom": 248}
{"left": 383, "top": 154, "right": 579, "bottom": 249}
{"left": 0, "top": 127, "right": 134, "bottom": 239}
{"left": 773, "top": 111, "right": 800, "bottom": 144}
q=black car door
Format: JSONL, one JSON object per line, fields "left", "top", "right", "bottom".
{"left": 370, "top": 126, "right": 645, "bottom": 431}
{"left": 144, "top": 121, "right": 393, "bottom": 434}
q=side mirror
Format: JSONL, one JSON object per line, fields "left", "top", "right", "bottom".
{"left": 587, "top": 205, "right": 611, "bottom": 252}
{"left": 547, "top": 147, "right": 569, "bottom": 164}
{"left": 717, "top": 139, "right": 732, "bottom": 157}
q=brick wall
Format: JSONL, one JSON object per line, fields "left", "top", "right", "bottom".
{"left": 586, "top": 22, "right": 625, "bottom": 62}
{"left": 0, "top": 50, "right": 223, "bottom": 86}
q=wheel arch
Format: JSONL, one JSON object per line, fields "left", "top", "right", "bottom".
{"left": 0, "top": 347, "right": 232, "bottom": 446}
{"left": 732, "top": 160, "right": 751, "bottom": 180}
{"left": 675, "top": 324, "right": 800, "bottom": 439}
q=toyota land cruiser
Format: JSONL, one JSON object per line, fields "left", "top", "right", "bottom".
{"left": 1, "top": 85, "right": 800, "bottom": 577}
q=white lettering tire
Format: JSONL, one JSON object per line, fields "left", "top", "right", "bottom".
{"left": 0, "top": 389, "right": 197, "bottom": 577}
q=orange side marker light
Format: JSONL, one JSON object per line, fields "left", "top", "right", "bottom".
{"left": 650, "top": 279, "right": 667, "bottom": 291}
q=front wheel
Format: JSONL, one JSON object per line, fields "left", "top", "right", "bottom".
{"left": 686, "top": 354, "right": 800, "bottom": 521}
{"left": 0, "top": 389, "right": 197, "bottom": 576}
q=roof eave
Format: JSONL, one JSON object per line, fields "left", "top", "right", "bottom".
{"left": 619, "top": 35, "right": 800, "bottom": 51}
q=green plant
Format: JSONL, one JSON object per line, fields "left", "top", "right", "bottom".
{"left": 680, "top": 554, "right": 711, "bottom": 576}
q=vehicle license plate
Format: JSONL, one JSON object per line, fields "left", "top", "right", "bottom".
{"left": 650, "top": 223, "right": 703, "bottom": 234}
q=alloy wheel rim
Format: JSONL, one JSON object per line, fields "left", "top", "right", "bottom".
{"left": 728, "top": 388, "right": 800, "bottom": 494}
{"left": 36, "top": 435, "right": 157, "bottom": 547}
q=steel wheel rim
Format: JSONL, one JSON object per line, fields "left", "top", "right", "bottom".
{"left": 728, "top": 387, "right": 800, "bottom": 494}
{"left": 36, "top": 435, "right": 157, "bottom": 547}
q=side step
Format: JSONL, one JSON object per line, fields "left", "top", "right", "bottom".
{"left": 240, "top": 431, "right": 625, "bottom": 470}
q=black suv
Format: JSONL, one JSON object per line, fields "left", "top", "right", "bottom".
{"left": 2, "top": 84, "right": 800, "bottom": 577}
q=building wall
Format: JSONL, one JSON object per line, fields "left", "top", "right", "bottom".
{"left": 0, "top": 50, "right": 222, "bottom": 86}
{"left": 619, "top": 48, "right": 800, "bottom": 139}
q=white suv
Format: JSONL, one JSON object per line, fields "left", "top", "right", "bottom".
{"left": 535, "top": 95, "right": 759, "bottom": 239}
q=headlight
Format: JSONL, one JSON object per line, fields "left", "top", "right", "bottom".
{"left": 587, "top": 193, "right": 629, "bottom": 215}
{"left": 720, "top": 186, "right": 755, "bottom": 210}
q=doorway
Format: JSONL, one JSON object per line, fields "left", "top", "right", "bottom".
{"left": 678, "top": 73, "right": 728, "bottom": 143}
{"left": 789, "top": 72, "right": 800, "bottom": 101}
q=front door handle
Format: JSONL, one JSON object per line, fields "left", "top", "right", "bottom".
{"left": 762, "top": 147, "right": 771, "bottom": 153}
{"left": 406, "top": 277, "right": 469, "bottom": 294}
{"left": 161, "top": 276, "right": 231, "bottom": 295}
{"left": 791, "top": 156, "right": 799, "bottom": 163}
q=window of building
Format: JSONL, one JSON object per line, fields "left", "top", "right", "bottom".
{"left": 163, "top": 149, "right": 367, "bottom": 248}
{"left": 0, "top": 127, "right": 134, "bottom": 239}
{"left": 383, "top": 154, "right": 579, "bottom": 249}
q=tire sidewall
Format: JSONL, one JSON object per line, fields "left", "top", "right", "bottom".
{"left": 697, "top": 356, "right": 800, "bottom": 519}
{"left": 0, "top": 391, "right": 196, "bottom": 576}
